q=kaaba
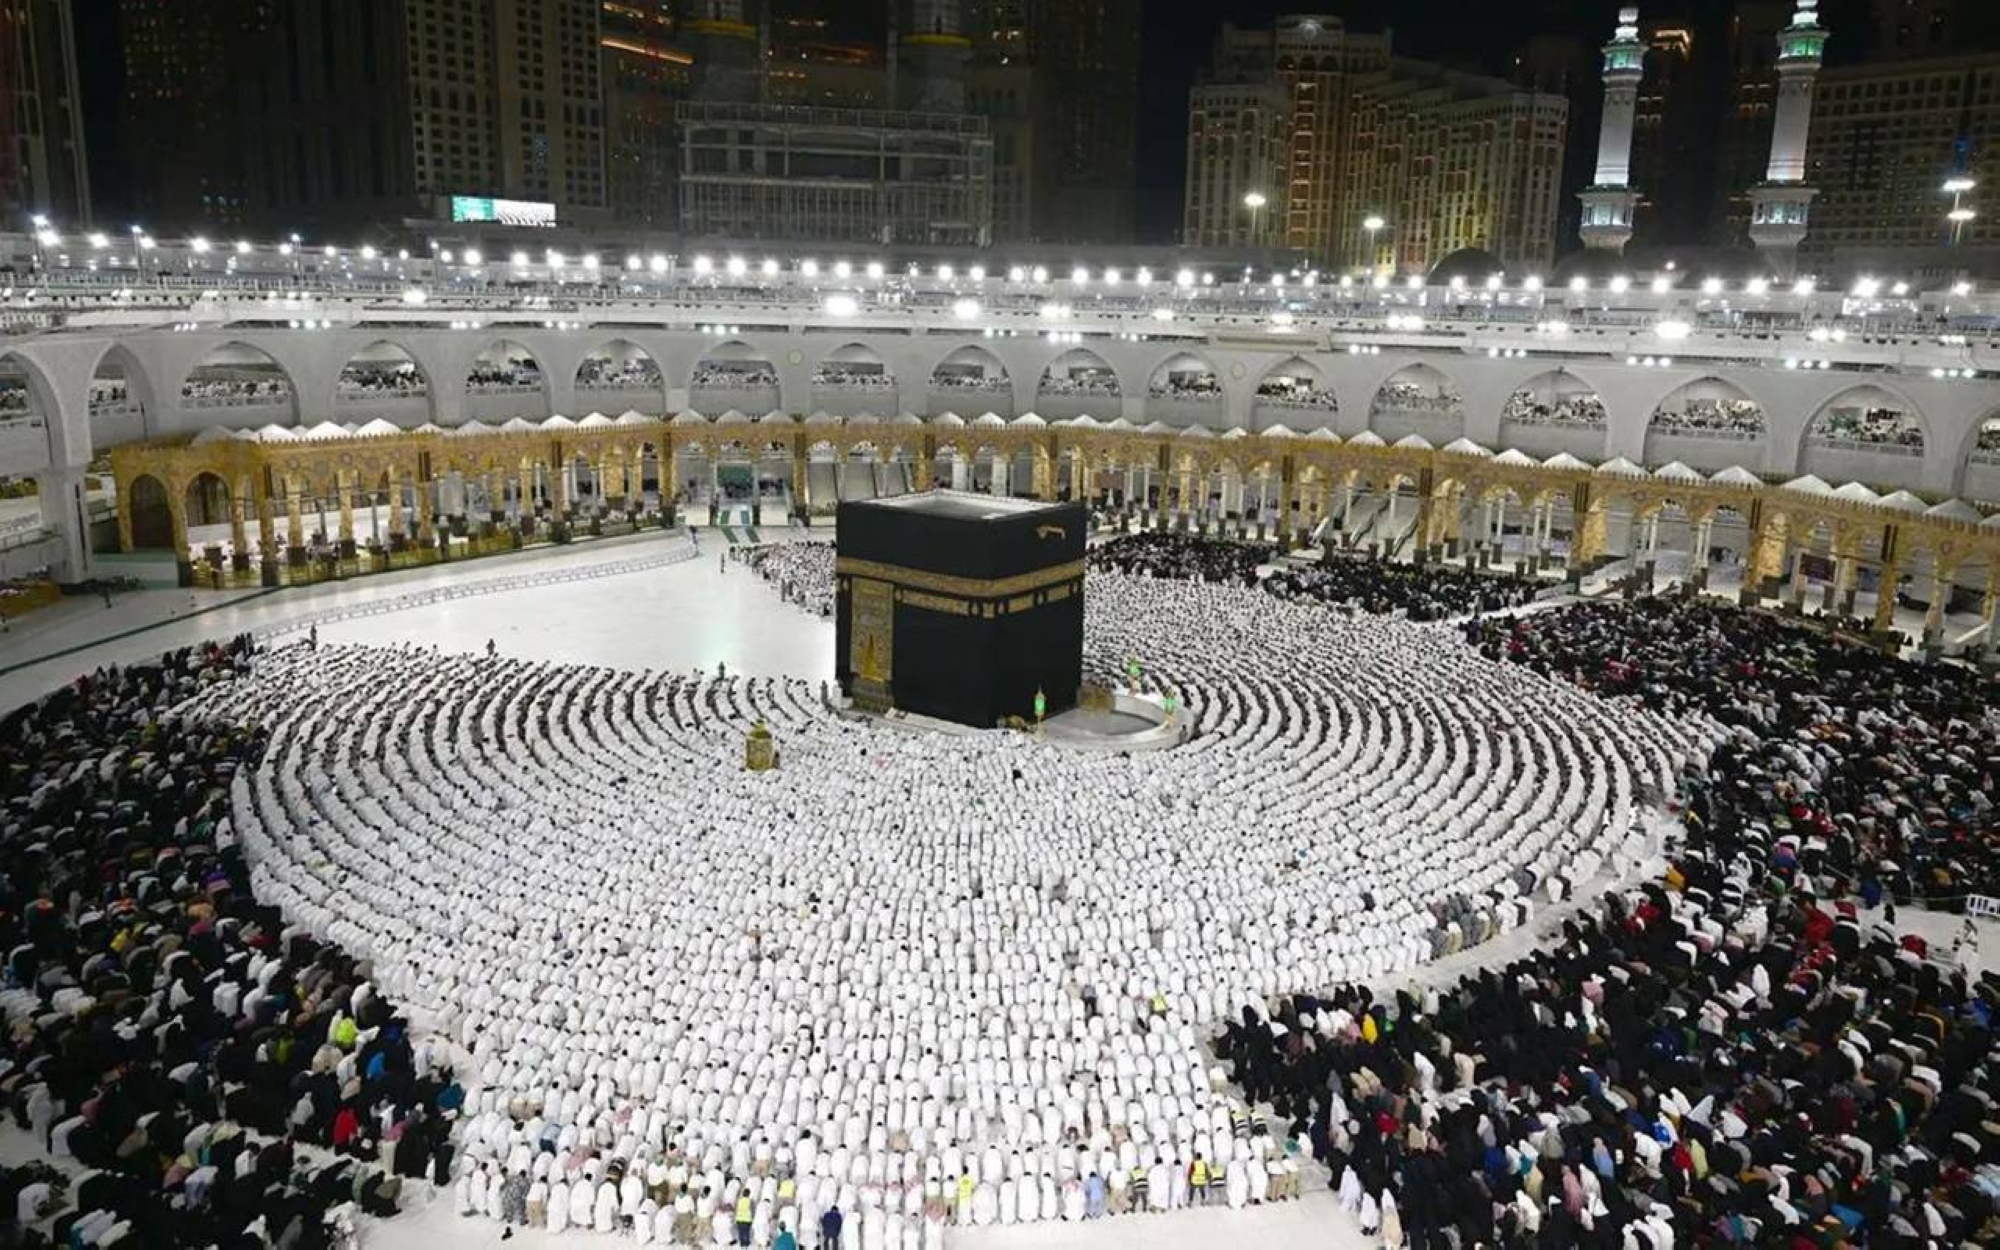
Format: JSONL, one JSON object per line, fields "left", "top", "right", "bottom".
{"left": 835, "top": 492, "right": 1086, "bottom": 728}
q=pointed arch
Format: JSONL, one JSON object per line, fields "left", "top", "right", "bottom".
{"left": 183, "top": 470, "right": 231, "bottom": 534}
{"left": 1498, "top": 367, "right": 1606, "bottom": 460}
{"left": 1035, "top": 346, "right": 1121, "bottom": 421}
{"left": 574, "top": 339, "right": 667, "bottom": 409}
{"left": 1500, "top": 369, "right": 1604, "bottom": 429}
{"left": 177, "top": 342, "right": 299, "bottom": 424}
{"left": 1958, "top": 410, "right": 2000, "bottom": 505}
{"left": 1799, "top": 382, "right": 1927, "bottom": 492}
{"left": 929, "top": 345, "right": 1012, "bottom": 396}
{"left": 1367, "top": 363, "right": 1463, "bottom": 443}
{"left": 337, "top": 340, "right": 434, "bottom": 422}
{"left": 811, "top": 341, "right": 897, "bottom": 416}
{"left": 1145, "top": 350, "right": 1222, "bottom": 396}
{"left": 690, "top": 340, "right": 781, "bottom": 416}
{"left": 0, "top": 351, "right": 55, "bottom": 475}
{"left": 86, "top": 342, "right": 159, "bottom": 448}
{"left": 1799, "top": 383, "right": 1928, "bottom": 454}
{"left": 1643, "top": 376, "right": 1767, "bottom": 473}
{"left": 126, "top": 473, "right": 174, "bottom": 550}
{"left": 463, "top": 340, "right": 549, "bottom": 419}
{"left": 1252, "top": 356, "right": 1337, "bottom": 422}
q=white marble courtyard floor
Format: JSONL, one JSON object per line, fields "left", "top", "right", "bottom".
{"left": 0, "top": 528, "right": 835, "bottom": 712}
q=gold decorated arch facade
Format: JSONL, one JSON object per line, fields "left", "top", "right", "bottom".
{"left": 110, "top": 416, "right": 2000, "bottom": 610}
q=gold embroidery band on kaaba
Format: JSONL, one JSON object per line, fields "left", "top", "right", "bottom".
{"left": 835, "top": 557, "right": 1085, "bottom": 599}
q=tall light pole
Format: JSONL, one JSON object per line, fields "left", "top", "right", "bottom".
{"left": 1243, "top": 191, "right": 1267, "bottom": 248}
{"left": 1362, "top": 214, "right": 1386, "bottom": 276}
{"left": 1945, "top": 176, "right": 1977, "bottom": 246}
{"left": 30, "top": 215, "right": 52, "bottom": 274}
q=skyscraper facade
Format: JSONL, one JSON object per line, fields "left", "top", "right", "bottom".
{"left": 1803, "top": 53, "right": 1997, "bottom": 260}
{"left": 1016, "top": 0, "right": 1141, "bottom": 244}
{"left": 1185, "top": 15, "right": 1567, "bottom": 274}
{"left": 1341, "top": 68, "right": 1568, "bottom": 275}
{"left": 1, "top": 0, "right": 89, "bottom": 228}
{"left": 675, "top": 1, "right": 992, "bottom": 245}
{"left": 599, "top": 1, "right": 691, "bottom": 230}
{"left": 1182, "top": 77, "right": 1291, "bottom": 250}
{"left": 491, "top": 0, "right": 606, "bottom": 210}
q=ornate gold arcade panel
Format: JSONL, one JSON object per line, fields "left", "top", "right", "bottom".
{"left": 107, "top": 417, "right": 1998, "bottom": 642}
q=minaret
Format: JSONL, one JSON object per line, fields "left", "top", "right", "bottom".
{"left": 899, "top": 0, "right": 969, "bottom": 115}
{"left": 1748, "top": 0, "right": 1828, "bottom": 279}
{"left": 685, "top": 0, "right": 759, "bottom": 103}
{"left": 1578, "top": 7, "right": 1645, "bottom": 254}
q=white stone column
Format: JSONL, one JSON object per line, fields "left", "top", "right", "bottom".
{"left": 32, "top": 465, "right": 92, "bottom": 582}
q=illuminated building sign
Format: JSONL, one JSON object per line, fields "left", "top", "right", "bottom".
{"left": 449, "top": 197, "right": 558, "bottom": 228}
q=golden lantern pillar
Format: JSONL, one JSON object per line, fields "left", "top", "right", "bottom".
{"left": 1569, "top": 489, "right": 1608, "bottom": 570}
{"left": 1871, "top": 555, "right": 1901, "bottom": 638}
{"left": 227, "top": 488, "right": 249, "bottom": 572}
{"left": 1276, "top": 458, "right": 1295, "bottom": 547}
{"left": 415, "top": 470, "right": 435, "bottom": 548}
{"left": 1980, "top": 565, "right": 2000, "bottom": 666}
{"left": 1688, "top": 513, "right": 1715, "bottom": 589}
{"left": 386, "top": 472, "right": 405, "bottom": 550}
{"left": 1829, "top": 524, "right": 1859, "bottom": 617}
{"left": 285, "top": 475, "right": 306, "bottom": 554}
{"left": 600, "top": 456, "right": 621, "bottom": 512}
{"left": 1745, "top": 510, "right": 1789, "bottom": 601}
{"left": 1409, "top": 469, "right": 1436, "bottom": 563}
{"left": 253, "top": 471, "right": 277, "bottom": 582}
{"left": 550, "top": 449, "right": 570, "bottom": 519}
{"left": 335, "top": 469, "right": 356, "bottom": 554}
{"left": 1922, "top": 560, "right": 1957, "bottom": 649}
{"left": 745, "top": 721, "right": 777, "bottom": 771}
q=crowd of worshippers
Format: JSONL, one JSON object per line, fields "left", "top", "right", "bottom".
{"left": 178, "top": 378, "right": 290, "bottom": 404}
{"left": 1219, "top": 869, "right": 2000, "bottom": 1249}
{"left": 1371, "top": 381, "right": 1463, "bottom": 415}
{"left": 1808, "top": 407, "right": 1925, "bottom": 448}
{"left": 1038, "top": 371, "right": 1120, "bottom": 398}
{"left": 1255, "top": 377, "right": 1339, "bottom": 411}
{"left": 1465, "top": 597, "right": 2000, "bottom": 908}
{"left": 466, "top": 360, "right": 542, "bottom": 391}
{"left": 577, "top": 357, "right": 664, "bottom": 389}
{"left": 929, "top": 370, "right": 1011, "bottom": 395}
{"left": 1264, "top": 559, "right": 1541, "bottom": 623}
{"left": 692, "top": 362, "right": 779, "bottom": 390}
{"left": 1146, "top": 373, "right": 1223, "bottom": 400}
{"left": 738, "top": 541, "right": 836, "bottom": 617}
{"left": 811, "top": 365, "right": 894, "bottom": 391}
{"left": 334, "top": 363, "right": 427, "bottom": 398}
{"left": 178, "top": 576, "right": 1684, "bottom": 1248}
{"left": 1501, "top": 390, "right": 1608, "bottom": 430}
{"left": 1651, "top": 398, "right": 1765, "bottom": 437}
{"left": 1085, "top": 532, "right": 1273, "bottom": 585}
{"left": 0, "top": 641, "right": 464, "bottom": 1248}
